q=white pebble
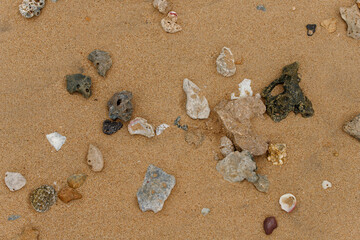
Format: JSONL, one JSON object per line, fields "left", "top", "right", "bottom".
{"left": 156, "top": 124, "right": 170, "bottom": 136}
{"left": 46, "top": 132, "right": 66, "bottom": 151}
{"left": 322, "top": 180, "right": 332, "bottom": 189}
{"left": 231, "top": 79, "right": 253, "bottom": 100}
{"left": 183, "top": 78, "right": 210, "bottom": 119}
{"left": 201, "top": 208, "right": 210, "bottom": 216}
{"left": 5, "top": 172, "right": 26, "bottom": 191}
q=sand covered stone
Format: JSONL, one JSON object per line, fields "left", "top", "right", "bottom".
{"left": 340, "top": 4, "right": 360, "bottom": 40}
{"left": 185, "top": 128, "right": 205, "bottom": 147}
{"left": 108, "top": 91, "right": 133, "bottom": 121}
{"left": 343, "top": 114, "right": 360, "bottom": 140}
{"left": 261, "top": 62, "right": 314, "bottom": 122}
{"left": 30, "top": 185, "right": 57, "bottom": 213}
{"left": 128, "top": 117, "right": 155, "bottom": 138}
{"left": 216, "top": 151, "right": 258, "bottom": 183}
{"left": 88, "top": 50, "right": 112, "bottom": 77}
{"left": 321, "top": 18, "right": 337, "bottom": 33}
{"left": 137, "top": 165, "right": 176, "bottom": 213}
{"left": 58, "top": 187, "right": 82, "bottom": 203}
{"left": 46, "top": 132, "right": 66, "bottom": 151}
{"left": 214, "top": 96, "right": 268, "bottom": 156}
{"left": 13, "top": 225, "right": 39, "bottom": 240}
{"left": 66, "top": 74, "right": 92, "bottom": 98}
{"left": 216, "top": 47, "right": 236, "bottom": 77}
{"left": 183, "top": 78, "right": 210, "bottom": 119}
{"left": 5, "top": 172, "right": 26, "bottom": 191}
{"left": 153, "top": 0, "right": 172, "bottom": 14}
{"left": 67, "top": 174, "right": 87, "bottom": 189}
{"left": 219, "top": 136, "right": 234, "bottom": 157}
{"left": 161, "top": 11, "right": 182, "bottom": 33}
{"left": 102, "top": 120, "right": 123, "bottom": 135}
{"left": 267, "top": 143, "right": 287, "bottom": 165}
{"left": 87, "top": 144, "right": 104, "bottom": 172}
{"left": 253, "top": 174, "right": 269, "bottom": 193}
{"left": 19, "top": 0, "right": 45, "bottom": 18}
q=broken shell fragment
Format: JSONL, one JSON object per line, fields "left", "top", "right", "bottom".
{"left": 183, "top": 78, "right": 210, "bottom": 119}
{"left": 343, "top": 114, "right": 360, "bottom": 140}
{"left": 267, "top": 143, "right": 287, "bottom": 165}
{"left": 19, "top": 0, "right": 45, "bottom": 18}
{"left": 30, "top": 185, "right": 57, "bottom": 213}
{"left": 66, "top": 74, "right": 92, "bottom": 98}
{"left": 88, "top": 50, "right": 112, "bottom": 77}
{"left": 322, "top": 180, "right": 332, "bottom": 189}
{"left": 320, "top": 18, "right": 337, "bottom": 33}
{"left": 216, "top": 47, "right": 236, "bottom": 77}
{"left": 279, "top": 193, "right": 296, "bottom": 212}
{"left": 46, "top": 132, "right": 66, "bottom": 151}
{"left": 219, "top": 136, "right": 234, "bottom": 157}
{"left": 137, "top": 165, "right": 176, "bottom": 213}
{"left": 128, "top": 117, "right": 155, "bottom": 138}
{"left": 161, "top": 11, "right": 182, "bottom": 33}
{"left": 87, "top": 144, "right": 104, "bottom": 172}
{"left": 153, "top": 0, "right": 172, "bottom": 14}
{"left": 108, "top": 91, "right": 133, "bottom": 121}
{"left": 5, "top": 172, "right": 26, "bottom": 191}
{"left": 156, "top": 123, "right": 170, "bottom": 136}
{"left": 340, "top": 5, "right": 360, "bottom": 40}
{"left": 58, "top": 187, "right": 82, "bottom": 203}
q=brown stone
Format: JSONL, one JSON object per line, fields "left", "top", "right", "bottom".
{"left": 58, "top": 187, "right": 82, "bottom": 203}
{"left": 263, "top": 217, "right": 277, "bottom": 235}
{"left": 67, "top": 174, "right": 87, "bottom": 189}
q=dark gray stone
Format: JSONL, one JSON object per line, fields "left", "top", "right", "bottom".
{"left": 88, "top": 49, "right": 112, "bottom": 77}
{"left": 102, "top": 120, "right": 123, "bottom": 135}
{"left": 107, "top": 91, "right": 133, "bottom": 121}
{"left": 66, "top": 74, "right": 92, "bottom": 98}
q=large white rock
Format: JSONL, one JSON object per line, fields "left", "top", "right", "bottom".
{"left": 5, "top": 172, "right": 26, "bottom": 191}
{"left": 183, "top": 78, "right": 210, "bottom": 119}
{"left": 46, "top": 132, "right": 66, "bottom": 151}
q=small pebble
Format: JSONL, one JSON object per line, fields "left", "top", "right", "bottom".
{"left": 58, "top": 187, "right": 82, "bottom": 203}
{"left": 46, "top": 132, "right": 66, "bottom": 151}
{"left": 263, "top": 216, "right": 277, "bottom": 235}
{"left": 306, "top": 24, "right": 317, "bottom": 36}
{"left": 87, "top": 144, "right": 104, "bottom": 172}
{"left": 216, "top": 47, "right": 236, "bottom": 77}
{"left": 108, "top": 91, "right": 133, "bottom": 121}
{"left": 279, "top": 193, "right": 296, "bottom": 212}
{"left": 8, "top": 215, "right": 21, "bottom": 221}
{"left": 67, "top": 174, "right": 87, "bottom": 189}
{"left": 102, "top": 120, "right": 123, "bottom": 135}
{"left": 66, "top": 74, "right": 92, "bottom": 98}
{"left": 322, "top": 180, "right": 332, "bottom": 189}
{"left": 30, "top": 185, "right": 57, "bottom": 213}
{"left": 161, "top": 11, "right": 182, "bottom": 33}
{"left": 343, "top": 114, "right": 360, "bottom": 140}
{"left": 256, "top": 5, "right": 266, "bottom": 11}
{"left": 253, "top": 174, "right": 269, "bottom": 193}
{"left": 5, "top": 172, "right": 26, "bottom": 191}
{"left": 321, "top": 18, "right": 337, "bottom": 33}
{"left": 128, "top": 117, "right": 155, "bottom": 138}
{"left": 201, "top": 208, "right": 210, "bottom": 216}
{"left": 88, "top": 50, "right": 112, "bottom": 77}
{"left": 153, "top": 0, "right": 172, "bottom": 14}
{"left": 13, "top": 225, "right": 39, "bottom": 240}
{"left": 183, "top": 78, "right": 210, "bottom": 119}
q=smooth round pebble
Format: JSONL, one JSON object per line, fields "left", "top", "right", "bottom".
{"left": 263, "top": 216, "right": 277, "bottom": 235}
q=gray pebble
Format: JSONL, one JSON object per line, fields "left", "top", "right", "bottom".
{"left": 108, "top": 91, "right": 133, "bottom": 121}
{"left": 88, "top": 50, "right": 112, "bottom": 77}
{"left": 66, "top": 74, "right": 92, "bottom": 98}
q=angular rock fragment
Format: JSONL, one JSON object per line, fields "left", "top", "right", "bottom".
{"left": 19, "top": 0, "right": 45, "bottom": 18}
{"left": 219, "top": 136, "right": 234, "bottom": 157}
{"left": 306, "top": 24, "right": 317, "bottom": 36}
{"left": 87, "top": 144, "right": 104, "bottom": 172}
{"left": 46, "top": 132, "right": 66, "bottom": 151}
{"left": 253, "top": 174, "right": 269, "bottom": 193}
{"left": 321, "top": 18, "right": 337, "bottom": 33}
{"left": 58, "top": 187, "right": 82, "bottom": 203}
{"left": 137, "top": 165, "right": 176, "bottom": 213}
{"left": 261, "top": 62, "right": 314, "bottom": 122}
{"left": 67, "top": 174, "right": 87, "bottom": 189}
{"left": 30, "top": 185, "right": 57, "bottom": 213}
{"left": 214, "top": 96, "right": 268, "bottom": 156}
{"left": 340, "top": 4, "right": 360, "bottom": 40}
{"left": 161, "top": 11, "right": 182, "bottom": 33}
{"left": 156, "top": 123, "right": 170, "bottom": 136}
{"left": 13, "top": 225, "right": 39, "bottom": 240}
{"left": 216, "top": 47, "right": 236, "bottom": 77}
{"left": 128, "top": 117, "right": 155, "bottom": 138}
{"left": 5, "top": 172, "right": 26, "bottom": 191}
{"left": 343, "top": 114, "right": 360, "bottom": 140}
{"left": 108, "top": 91, "right": 133, "bottom": 121}
{"left": 102, "top": 120, "right": 123, "bottom": 135}
{"left": 66, "top": 74, "right": 92, "bottom": 98}
{"left": 231, "top": 79, "right": 253, "bottom": 100}
{"left": 185, "top": 128, "right": 205, "bottom": 147}
{"left": 153, "top": 0, "right": 172, "bottom": 14}
{"left": 88, "top": 50, "right": 112, "bottom": 77}
{"left": 183, "top": 78, "right": 210, "bottom": 119}
{"left": 267, "top": 143, "right": 287, "bottom": 165}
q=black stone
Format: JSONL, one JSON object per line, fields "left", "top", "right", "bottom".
{"left": 66, "top": 74, "right": 92, "bottom": 98}
{"left": 306, "top": 24, "right": 316, "bottom": 36}
{"left": 102, "top": 120, "right": 123, "bottom": 135}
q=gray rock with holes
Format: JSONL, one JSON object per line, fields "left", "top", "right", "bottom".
{"left": 66, "top": 74, "right": 92, "bottom": 98}
{"left": 88, "top": 50, "right": 112, "bottom": 77}
{"left": 108, "top": 91, "right": 133, "bottom": 121}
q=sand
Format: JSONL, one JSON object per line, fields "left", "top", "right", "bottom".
{"left": 1, "top": 0, "right": 360, "bottom": 239}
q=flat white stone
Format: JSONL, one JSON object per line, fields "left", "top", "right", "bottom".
{"left": 46, "top": 132, "right": 66, "bottom": 151}
{"left": 183, "top": 78, "right": 210, "bottom": 119}
{"left": 5, "top": 172, "right": 26, "bottom": 191}
{"left": 156, "top": 124, "right": 170, "bottom": 136}
{"left": 231, "top": 79, "right": 253, "bottom": 100}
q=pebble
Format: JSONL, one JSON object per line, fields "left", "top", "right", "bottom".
{"left": 320, "top": 18, "right": 337, "bottom": 33}
{"left": 216, "top": 47, "right": 236, "bottom": 77}
{"left": 108, "top": 91, "right": 133, "bottom": 121}
{"left": 67, "top": 174, "right": 87, "bottom": 189}
{"left": 256, "top": 5, "right": 266, "bottom": 11}
{"left": 306, "top": 24, "right": 317, "bottom": 36}
{"left": 201, "top": 208, "right": 210, "bottom": 216}
{"left": 279, "top": 193, "right": 296, "bottom": 213}
{"left": 19, "top": 0, "right": 45, "bottom": 18}
{"left": 137, "top": 165, "right": 176, "bottom": 213}
{"left": 161, "top": 11, "right": 182, "bottom": 33}
{"left": 153, "top": 0, "right": 172, "bottom": 14}
{"left": 267, "top": 143, "right": 287, "bottom": 165}
{"left": 66, "top": 74, "right": 92, "bottom": 98}
{"left": 88, "top": 50, "right": 112, "bottom": 77}
{"left": 214, "top": 95, "right": 268, "bottom": 156}
{"left": 185, "top": 128, "right": 205, "bottom": 147}
{"left": 322, "top": 180, "right": 332, "bottom": 189}
{"left": 156, "top": 123, "right": 170, "bottom": 136}
{"left": 183, "top": 78, "right": 210, "bottom": 120}
{"left": 13, "top": 225, "right": 39, "bottom": 240}
{"left": 5, "top": 172, "right": 26, "bottom": 191}
{"left": 87, "top": 144, "right": 104, "bottom": 172}
{"left": 58, "top": 187, "right": 82, "bottom": 203}
{"left": 46, "top": 132, "right": 66, "bottom": 151}
{"left": 253, "top": 174, "right": 269, "bottom": 193}
{"left": 231, "top": 79, "right": 253, "bottom": 100}
{"left": 343, "top": 113, "right": 360, "bottom": 140}
{"left": 174, "top": 116, "right": 188, "bottom": 131}
{"left": 340, "top": 4, "right": 360, "bottom": 40}
{"left": 219, "top": 136, "right": 234, "bottom": 157}
{"left": 263, "top": 217, "right": 277, "bottom": 235}
{"left": 128, "top": 117, "right": 155, "bottom": 138}
{"left": 29, "top": 185, "right": 57, "bottom": 213}
{"left": 102, "top": 120, "right": 123, "bottom": 135}
{"left": 8, "top": 215, "right": 21, "bottom": 221}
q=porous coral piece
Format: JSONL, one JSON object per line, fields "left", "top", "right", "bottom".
{"left": 153, "top": 0, "right": 172, "bottom": 14}
{"left": 137, "top": 165, "right": 176, "bottom": 213}
{"left": 108, "top": 91, "right": 133, "bottom": 121}
{"left": 183, "top": 78, "right": 210, "bottom": 119}
{"left": 216, "top": 47, "right": 236, "bottom": 77}
{"left": 88, "top": 50, "right": 112, "bottom": 77}
{"left": 267, "top": 143, "right": 287, "bottom": 165}
{"left": 19, "top": 0, "right": 45, "bottom": 18}
{"left": 66, "top": 74, "right": 92, "bottom": 99}
{"left": 261, "top": 62, "right": 314, "bottom": 122}
{"left": 340, "top": 4, "right": 360, "bottom": 40}
{"left": 161, "top": 11, "right": 182, "bottom": 33}
{"left": 29, "top": 185, "right": 57, "bottom": 213}
{"left": 343, "top": 113, "right": 360, "bottom": 140}
{"left": 128, "top": 117, "right": 155, "bottom": 138}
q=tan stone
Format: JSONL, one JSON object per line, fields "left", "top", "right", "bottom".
{"left": 320, "top": 18, "right": 337, "bottom": 33}
{"left": 67, "top": 174, "right": 87, "bottom": 189}
{"left": 87, "top": 144, "right": 104, "bottom": 172}
{"left": 58, "top": 187, "right": 82, "bottom": 203}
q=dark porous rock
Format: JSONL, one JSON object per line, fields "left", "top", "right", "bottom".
{"left": 29, "top": 185, "right": 57, "bottom": 213}
{"left": 66, "top": 74, "right": 92, "bottom": 98}
{"left": 344, "top": 114, "right": 360, "bottom": 140}
{"left": 103, "top": 120, "right": 123, "bottom": 135}
{"left": 261, "top": 62, "right": 314, "bottom": 122}
{"left": 88, "top": 49, "right": 112, "bottom": 77}
{"left": 137, "top": 165, "right": 176, "bottom": 213}
{"left": 108, "top": 91, "right": 133, "bottom": 121}
{"left": 263, "top": 216, "right": 278, "bottom": 235}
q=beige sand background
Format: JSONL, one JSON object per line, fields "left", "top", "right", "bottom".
{"left": 1, "top": 0, "right": 360, "bottom": 239}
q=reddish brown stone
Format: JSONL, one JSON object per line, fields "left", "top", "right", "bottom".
{"left": 58, "top": 187, "right": 82, "bottom": 203}
{"left": 263, "top": 216, "right": 277, "bottom": 235}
